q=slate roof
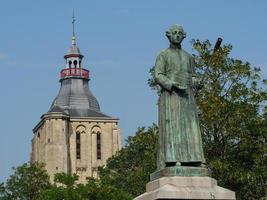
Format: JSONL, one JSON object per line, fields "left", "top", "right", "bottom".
{"left": 48, "top": 78, "right": 112, "bottom": 118}
{"left": 67, "top": 45, "right": 81, "bottom": 55}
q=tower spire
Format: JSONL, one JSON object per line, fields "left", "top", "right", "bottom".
{"left": 71, "top": 10, "right": 76, "bottom": 45}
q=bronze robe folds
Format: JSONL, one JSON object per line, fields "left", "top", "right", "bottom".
{"left": 155, "top": 47, "right": 205, "bottom": 170}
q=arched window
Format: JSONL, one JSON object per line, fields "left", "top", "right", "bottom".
{"left": 76, "top": 131, "right": 81, "bottom": 159}
{"left": 96, "top": 132, "right": 101, "bottom": 160}
{"left": 68, "top": 60, "right": 72, "bottom": 68}
{"left": 74, "top": 60, "right": 77, "bottom": 68}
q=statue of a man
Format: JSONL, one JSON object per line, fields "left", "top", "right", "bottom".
{"left": 155, "top": 24, "right": 205, "bottom": 170}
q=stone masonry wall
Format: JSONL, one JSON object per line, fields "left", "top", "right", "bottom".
{"left": 31, "top": 114, "right": 121, "bottom": 184}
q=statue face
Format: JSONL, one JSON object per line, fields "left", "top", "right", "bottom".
{"left": 168, "top": 27, "right": 186, "bottom": 45}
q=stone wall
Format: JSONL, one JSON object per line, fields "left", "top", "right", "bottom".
{"left": 31, "top": 113, "right": 121, "bottom": 183}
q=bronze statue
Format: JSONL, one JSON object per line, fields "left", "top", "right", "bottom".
{"left": 154, "top": 24, "right": 205, "bottom": 170}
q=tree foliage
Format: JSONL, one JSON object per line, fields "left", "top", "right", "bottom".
{"left": 98, "top": 125, "right": 158, "bottom": 197}
{"left": 1, "top": 163, "right": 131, "bottom": 200}
{"left": 40, "top": 173, "right": 84, "bottom": 200}
{"left": 41, "top": 173, "right": 131, "bottom": 200}
{"left": 192, "top": 39, "right": 267, "bottom": 199}
{"left": 0, "top": 162, "right": 50, "bottom": 200}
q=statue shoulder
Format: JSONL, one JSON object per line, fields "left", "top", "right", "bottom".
{"left": 181, "top": 49, "right": 193, "bottom": 58}
{"left": 155, "top": 49, "right": 170, "bottom": 63}
{"left": 157, "top": 48, "right": 169, "bottom": 57}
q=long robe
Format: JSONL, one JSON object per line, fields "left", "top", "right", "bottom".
{"left": 154, "top": 47, "right": 205, "bottom": 170}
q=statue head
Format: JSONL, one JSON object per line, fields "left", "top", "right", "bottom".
{"left": 166, "top": 24, "right": 187, "bottom": 46}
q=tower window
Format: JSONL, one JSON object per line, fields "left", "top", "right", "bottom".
{"left": 76, "top": 131, "right": 81, "bottom": 159}
{"left": 97, "top": 132, "right": 101, "bottom": 160}
{"left": 74, "top": 60, "right": 78, "bottom": 68}
{"left": 37, "top": 132, "right": 40, "bottom": 138}
{"left": 79, "top": 60, "right": 81, "bottom": 68}
{"left": 68, "top": 60, "right": 72, "bottom": 68}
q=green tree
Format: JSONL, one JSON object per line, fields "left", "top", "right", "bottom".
{"left": 86, "top": 178, "right": 132, "bottom": 200}
{"left": 1, "top": 162, "right": 51, "bottom": 200}
{"left": 41, "top": 173, "right": 131, "bottom": 200}
{"left": 1, "top": 163, "right": 131, "bottom": 200}
{"left": 192, "top": 39, "right": 267, "bottom": 200}
{"left": 98, "top": 125, "right": 158, "bottom": 197}
{"left": 0, "top": 182, "right": 8, "bottom": 200}
{"left": 40, "top": 173, "right": 84, "bottom": 200}
{"left": 41, "top": 173, "right": 97, "bottom": 200}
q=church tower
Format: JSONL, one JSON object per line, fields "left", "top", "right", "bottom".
{"left": 31, "top": 19, "right": 121, "bottom": 183}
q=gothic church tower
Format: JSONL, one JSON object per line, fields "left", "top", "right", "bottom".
{"left": 31, "top": 24, "right": 121, "bottom": 183}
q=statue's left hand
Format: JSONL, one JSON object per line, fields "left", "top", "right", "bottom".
{"left": 173, "top": 82, "right": 187, "bottom": 90}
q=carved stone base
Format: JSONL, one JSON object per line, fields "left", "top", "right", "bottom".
{"left": 134, "top": 176, "right": 235, "bottom": 200}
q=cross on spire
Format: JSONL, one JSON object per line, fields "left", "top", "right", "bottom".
{"left": 71, "top": 10, "right": 76, "bottom": 45}
{"left": 72, "top": 10, "right": 76, "bottom": 37}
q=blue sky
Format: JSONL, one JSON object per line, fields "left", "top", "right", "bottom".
{"left": 0, "top": 0, "right": 267, "bottom": 182}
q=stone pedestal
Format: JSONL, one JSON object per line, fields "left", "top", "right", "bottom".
{"left": 134, "top": 176, "right": 235, "bottom": 200}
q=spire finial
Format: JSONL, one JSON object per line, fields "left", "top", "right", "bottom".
{"left": 71, "top": 10, "right": 76, "bottom": 45}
